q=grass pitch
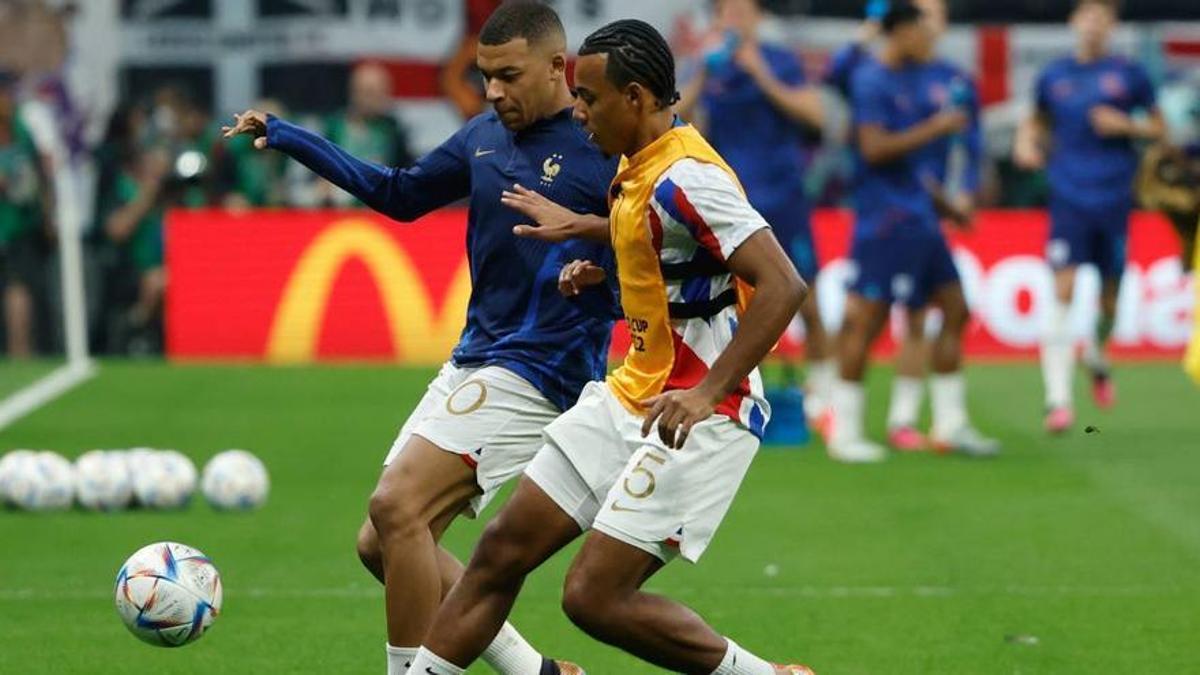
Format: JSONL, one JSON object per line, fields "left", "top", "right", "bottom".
{"left": 1, "top": 361, "right": 1198, "bottom": 674}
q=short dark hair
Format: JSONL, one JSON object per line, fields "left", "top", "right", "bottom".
{"left": 881, "top": 1, "right": 923, "bottom": 33}
{"left": 479, "top": 1, "right": 566, "bottom": 48}
{"left": 578, "top": 19, "right": 679, "bottom": 109}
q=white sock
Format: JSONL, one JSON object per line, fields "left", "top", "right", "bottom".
{"left": 711, "top": 638, "right": 777, "bottom": 675}
{"left": 387, "top": 644, "right": 418, "bottom": 675}
{"left": 481, "top": 622, "right": 543, "bottom": 675}
{"left": 830, "top": 379, "right": 865, "bottom": 446}
{"left": 1040, "top": 299, "right": 1074, "bottom": 409}
{"left": 886, "top": 376, "right": 923, "bottom": 430}
{"left": 804, "top": 358, "right": 836, "bottom": 418}
{"left": 408, "top": 647, "right": 466, "bottom": 675}
{"left": 930, "top": 372, "right": 968, "bottom": 440}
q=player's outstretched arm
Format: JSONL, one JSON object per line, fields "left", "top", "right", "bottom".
{"left": 503, "top": 184, "right": 611, "bottom": 244}
{"left": 222, "top": 109, "right": 469, "bottom": 222}
{"left": 735, "top": 44, "right": 824, "bottom": 131}
{"left": 641, "top": 230, "right": 806, "bottom": 448}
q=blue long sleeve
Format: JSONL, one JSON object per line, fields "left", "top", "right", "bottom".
{"left": 266, "top": 116, "right": 470, "bottom": 222}
{"left": 964, "top": 82, "right": 984, "bottom": 195}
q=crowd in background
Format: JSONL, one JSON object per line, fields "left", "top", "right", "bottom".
{"left": 0, "top": 0, "right": 1196, "bottom": 361}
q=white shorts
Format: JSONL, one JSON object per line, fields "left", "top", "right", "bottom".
{"left": 385, "top": 362, "right": 559, "bottom": 517}
{"left": 525, "top": 381, "right": 759, "bottom": 563}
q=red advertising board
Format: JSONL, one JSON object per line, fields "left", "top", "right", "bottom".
{"left": 166, "top": 208, "right": 1192, "bottom": 363}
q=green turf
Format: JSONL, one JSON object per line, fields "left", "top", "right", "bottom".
{"left": 1, "top": 362, "right": 1198, "bottom": 674}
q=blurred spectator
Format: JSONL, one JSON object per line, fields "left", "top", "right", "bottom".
{"left": 0, "top": 70, "right": 51, "bottom": 358}
{"left": 311, "top": 62, "right": 413, "bottom": 208}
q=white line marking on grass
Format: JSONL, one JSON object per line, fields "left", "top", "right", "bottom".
{"left": 0, "top": 360, "right": 95, "bottom": 431}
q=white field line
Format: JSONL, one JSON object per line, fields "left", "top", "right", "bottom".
{"left": 0, "top": 360, "right": 96, "bottom": 431}
{"left": 0, "top": 584, "right": 1184, "bottom": 602}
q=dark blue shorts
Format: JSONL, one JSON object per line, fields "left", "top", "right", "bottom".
{"left": 848, "top": 229, "right": 959, "bottom": 309}
{"left": 759, "top": 205, "right": 818, "bottom": 282}
{"left": 1046, "top": 199, "right": 1130, "bottom": 280}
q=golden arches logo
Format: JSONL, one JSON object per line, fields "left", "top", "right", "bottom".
{"left": 266, "top": 218, "right": 471, "bottom": 363}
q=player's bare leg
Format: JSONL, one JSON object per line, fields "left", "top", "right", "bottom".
{"left": 1083, "top": 277, "right": 1119, "bottom": 409}
{"left": 887, "top": 307, "right": 931, "bottom": 451}
{"left": 368, "top": 439, "right": 568, "bottom": 674}
{"left": 799, "top": 295, "right": 836, "bottom": 437}
{"left": 829, "top": 293, "right": 890, "bottom": 462}
{"left": 1042, "top": 267, "right": 1078, "bottom": 433}
{"left": 3, "top": 281, "right": 33, "bottom": 359}
{"left": 560, "top": 531, "right": 813, "bottom": 675}
{"left": 927, "top": 284, "right": 999, "bottom": 456}
{"left": 414, "top": 478, "right": 584, "bottom": 671}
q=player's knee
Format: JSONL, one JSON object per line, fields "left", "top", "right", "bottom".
{"left": 367, "top": 482, "right": 427, "bottom": 542}
{"left": 561, "top": 566, "right": 622, "bottom": 638}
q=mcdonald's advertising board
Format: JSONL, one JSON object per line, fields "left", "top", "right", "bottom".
{"left": 166, "top": 209, "right": 1192, "bottom": 364}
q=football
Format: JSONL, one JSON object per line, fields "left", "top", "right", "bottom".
{"left": 114, "top": 541, "right": 223, "bottom": 647}
{"left": 201, "top": 449, "right": 270, "bottom": 511}
{"left": 2, "top": 451, "right": 74, "bottom": 511}
{"left": 128, "top": 449, "right": 197, "bottom": 509}
{"left": 74, "top": 450, "right": 134, "bottom": 511}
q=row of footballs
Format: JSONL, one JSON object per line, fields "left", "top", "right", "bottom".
{"left": 0, "top": 448, "right": 269, "bottom": 512}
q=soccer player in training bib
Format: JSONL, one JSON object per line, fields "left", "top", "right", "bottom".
{"left": 407, "top": 19, "right": 814, "bottom": 675}
{"left": 675, "top": 0, "right": 832, "bottom": 431}
{"left": 829, "top": 2, "right": 998, "bottom": 462}
{"left": 1014, "top": 0, "right": 1164, "bottom": 433}
{"left": 224, "top": 3, "right": 615, "bottom": 674}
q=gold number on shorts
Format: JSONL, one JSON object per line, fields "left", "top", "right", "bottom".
{"left": 623, "top": 451, "right": 666, "bottom": 500}
{"left": 446, "top": 380, "right": 488, "bottom": 415}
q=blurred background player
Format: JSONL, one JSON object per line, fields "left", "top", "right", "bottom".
{"left": 224, "top": 3, "right": 615, "bottom": 674}
{"left": 822, "top": 0, "right": 982, "bottom": 453}
{"left": 1014, "top": 0, "right": 1164, "bottom": 433}
{"left": 830, "top": 1, "right": 998, "bottom": 463}
{"left": 676, "top": 0, "right": 829, "bottom": 440}
{"left": 409, "top": 19, "right": 813, "bottom": 675}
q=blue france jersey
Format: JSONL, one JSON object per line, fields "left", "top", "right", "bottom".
{"left": 700, "top": 43, "right": 812, "bottom": 220}
{"left": 850, "top": 60, "right": 941, "bottom": 237}
{"left": 267, "top": 109, "right": 620, "bottom": 411}
{"left": 1035, "top": 55, "right": 1156, "bottom": 210}
{"left": 910, "top": 59, "right": 984, "bottom": 195}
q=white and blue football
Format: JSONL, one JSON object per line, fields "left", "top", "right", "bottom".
{"left": 114, "top": 541, "right": 222, "bottom": 647}
{"left": 128, "top": 449, "right": 197, "bottom": 509}
{"left": 201, "top": 450, "right": 269, "bottom": 511}
{"left": 2, "top": 451, "right": 74, "bottom": 511}
{"left": 75, "top": 450, "right": 134, "bottom": 511}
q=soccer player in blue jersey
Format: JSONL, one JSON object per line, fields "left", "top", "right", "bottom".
{"left": 223, "top": 3, "right": 612, "bottom": 674}
{"left": 829, "top": 1, "right": 998, "bottom": 462}
{"left": 675, "top": 0, "right": 832, "bottom": 431}
{"left": 822, "top": 0, "right": 979, "bottom": 454}
{"left": 1014, "top": 0, "right": 1164, "bottom": 434}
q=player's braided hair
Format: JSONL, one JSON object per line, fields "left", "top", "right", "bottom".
{"left": 578, "top": 19, "right": 680, "bottom": 110}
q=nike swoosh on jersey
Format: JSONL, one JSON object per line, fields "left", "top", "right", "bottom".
{"left": 475, "top": 148, "right": 496, "bottom": 157}
{"left": 609, "top": 502, "right": 640, "bottom": 513}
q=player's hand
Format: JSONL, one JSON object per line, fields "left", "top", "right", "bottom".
{"left": 640, "top": 386, "right": 720, "bottom": 450}
{"left": 504, "top": 184, "right": 582, "bottom": 242}
{"left": 930, "top": 109, "right": 970, "bottom": 137}
{"left": 1013, "top": 137, "right": 1045, "bottom": 170}
{"left": 558, "top": 259, "right": 606, "bottom": 297}
{"left": 733, "top": 42, "right": 769, "bottom": 82}
{"left": 221, "top": 110, "right": 270, "bottom": 150}
{"left": 923, "top": 174, "right": 973, "bottom": 229}
{"left": 1090, "top": 104, "right": 1133, "bottom": 138}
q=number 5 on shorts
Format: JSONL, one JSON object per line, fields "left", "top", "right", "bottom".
{"left": 623, "top": 450, "right": 666, "bottom": 499}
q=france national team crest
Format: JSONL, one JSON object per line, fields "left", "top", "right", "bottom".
{"left": 541, "top": 154, "right": 564, "bottom": 184}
